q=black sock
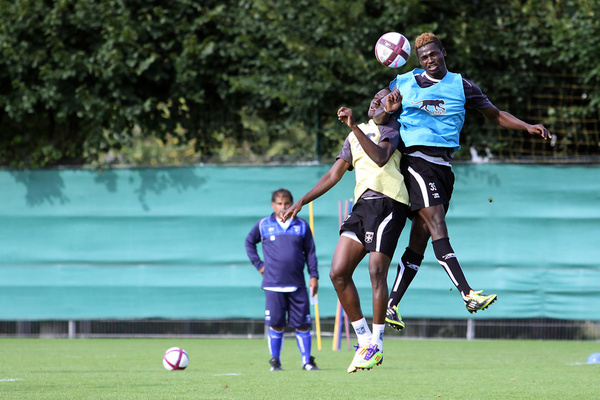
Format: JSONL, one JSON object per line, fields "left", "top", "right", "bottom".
{"left": 388, "top": 247, "right": 423, "bottom": 308}
{"left": 432, "top": 237, "right": 472, "bottom": 297}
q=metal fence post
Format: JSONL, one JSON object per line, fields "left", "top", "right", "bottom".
{"left": 466, "top": 319, "right": 475, "bottom": 340}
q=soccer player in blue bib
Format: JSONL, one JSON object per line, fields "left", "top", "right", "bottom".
{"left": 283, "top": 89, "right": 409, "bottom": 373}
{"left": 376, "top": 33, "right": 552, "bottom": 330}
{"left": 245, "top": 188, "right": 320, "bottom": 371}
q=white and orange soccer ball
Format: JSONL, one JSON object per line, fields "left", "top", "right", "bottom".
{"left": 374, "top": 32, "right": 411, "bottom": 68}
{"left": 163, "top": 347, "right": 189, "bottom": 370}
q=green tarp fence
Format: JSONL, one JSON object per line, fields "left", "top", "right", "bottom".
{"left": 0, "top": 164, "right": 598, "bottom": 320}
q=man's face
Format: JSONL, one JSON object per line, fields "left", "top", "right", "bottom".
{"left": 368, "top": 89, "right": 390, "bottom": 119}
{"left": 271, "top": 195, "right": 292, "bottom": 220}
{"left": 416, "top": 42, "right": 447, "bottom": 79}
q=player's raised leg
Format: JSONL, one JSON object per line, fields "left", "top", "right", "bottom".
{"left": 387, "top": 247, "right": 424, "bottom": 331}
{"left": 329, "top": 235, "right": 373, "bottom": 373}
{"left": 353, "top": 251, "right": 389, "bottom": 370}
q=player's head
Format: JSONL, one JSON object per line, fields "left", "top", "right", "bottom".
{"left": 271, "top": 188, "right": 293, "bottom": 219}
{"left": 271, "top": 188, "right": 293, "bottom": 203}
{"left": 368, "top": 87, "right": 391, "bottom": 119}
{"left": 415, "top": 33, "right": 444, "bottom": 52}
{"left": 415, "top": 32, "right": 447, "bottom": 79}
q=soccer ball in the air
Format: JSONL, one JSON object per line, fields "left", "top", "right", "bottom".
{"left": 163, "top": 347, "right": 189, "bottom": 370}
{"left": 374, "top": 32, "right": 411, "bottom": 68}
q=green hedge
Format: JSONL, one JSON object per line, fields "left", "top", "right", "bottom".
{"left": 0, "top": 0, "right": 598, "bottom": 167}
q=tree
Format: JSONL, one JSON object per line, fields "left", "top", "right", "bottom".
{"left": 0, "top": 0, "right": 597, "bottom": 168}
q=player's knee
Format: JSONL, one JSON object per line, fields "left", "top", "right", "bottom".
{"left": 329, "top": 268, "right": 348, "bottom": 288}
{"left": 329, "top": 268, "right": 340, "bottom": 284}
{"left": 368, "top": 254, "right": 391, "bottom": 283}
{"left": 369, "top": 267, "right": 388, "bottom": 287}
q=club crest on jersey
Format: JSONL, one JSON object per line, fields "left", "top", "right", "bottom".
{"left": 412, "top": 99, "right": 446, "bottom": 115}
{"left": 365, "top": 232, "right": 374, "bottom": 243}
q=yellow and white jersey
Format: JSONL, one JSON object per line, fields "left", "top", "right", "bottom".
{"left": 342, "top": 119, "right": 409, "bottom": 205}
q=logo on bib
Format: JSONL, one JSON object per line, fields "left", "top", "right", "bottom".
{"left": 412, "top": 99, "right": 446, "bottom": 115}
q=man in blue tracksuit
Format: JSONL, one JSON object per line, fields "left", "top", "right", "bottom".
{"left": 244, "top": 188, "right": 319, "bottom": 371}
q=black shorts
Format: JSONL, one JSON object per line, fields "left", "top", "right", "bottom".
{"left": 401, "top": 155, "right": 454, "bottom": 212}
{"left": 339, "top": 196, "right": 408, "bottom": 259}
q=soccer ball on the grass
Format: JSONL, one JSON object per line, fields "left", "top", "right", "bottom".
{"left": 163, "top": 347, "right": 189, "bottom": 370}
{"left": 374, "top": 32, "right": 411, "bottom": 68}
{"left": 588, "top": 352, "right": 600, "bottom": 364}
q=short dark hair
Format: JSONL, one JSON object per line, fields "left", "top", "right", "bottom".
{"left": 415, "top": 32, "right": 444, "bottom": 51}
{"left": 271, "top": 188, "right": 293, "bottom": 203}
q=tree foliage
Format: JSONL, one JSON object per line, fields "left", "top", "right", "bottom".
{"left": 0, "top": 0, "right": 598, "bottom": 167}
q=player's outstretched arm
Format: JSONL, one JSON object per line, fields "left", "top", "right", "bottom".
{"left": 479, "top": 105, "right": 551, "bottom": 139}
{"left": 337, "top": 107, "right": 396, "bottom": 167}
{"left": 281, "top": 158, "right": 350, "bottom": 222}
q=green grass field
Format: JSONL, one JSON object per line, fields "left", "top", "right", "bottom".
{"left": 1, "top": 337, "right": 598, "bottom": 399}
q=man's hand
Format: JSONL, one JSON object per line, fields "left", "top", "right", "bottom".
{"left": 384, "top": 89, "right": 402, "bottom": 113}
{"left": 337, "top": 107, "right": 356, "bottom": 128}
{"left": 309, "top": 277, "right": 318, "bottom": 296}
{"left": 281, "top": 201, "right": 302, "bottom": 222}
{"left": 528, "top": 124, "right": 552, "bottom": 140}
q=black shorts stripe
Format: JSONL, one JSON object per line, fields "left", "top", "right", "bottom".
{"left": 401, "top": 155, "right": 454, "bottom": 211}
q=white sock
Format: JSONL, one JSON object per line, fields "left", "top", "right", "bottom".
{"left": 351, "top": 318, "right": 372, "bottom": 347}
{"left": 371, "top": 324, "right": 385, "bottom": 351}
